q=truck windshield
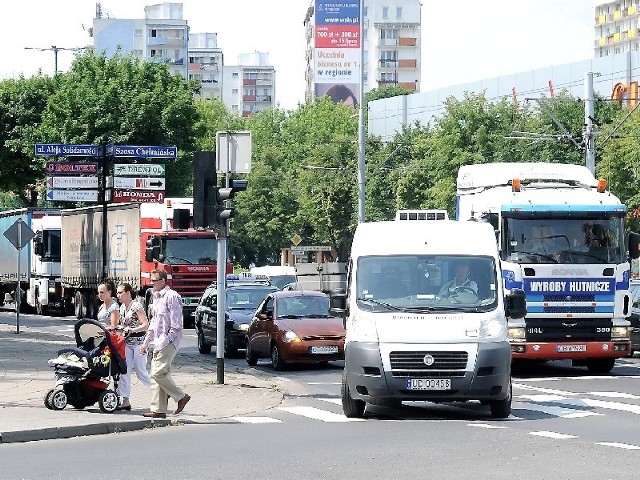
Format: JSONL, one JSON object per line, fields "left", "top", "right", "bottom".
{"left": 356, "top": 255, "right": 498, "bottom": 312}
{"left": 42, "top": 230, "right": 61, "bottom": 261}
{"left": 503, "top": 217, "right": 625, "bottom": 264}
{"left": 161, "top": 238, "right": 217, "bottom": 264}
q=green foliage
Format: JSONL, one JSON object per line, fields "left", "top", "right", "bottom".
{"left": 0, "top": 75, "right": 57, "bottom": 206}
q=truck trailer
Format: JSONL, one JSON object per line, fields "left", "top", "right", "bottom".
{"left": 456, "top": 162, "right": 636, "bottom": 373}
{"left": 0, "top": 208, "right": 63, "bottom": 314}
{"left": 60, "top": 199, "right": 230, "bottom": 326}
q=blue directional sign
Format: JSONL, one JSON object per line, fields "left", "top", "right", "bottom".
{"left": 35, "top": 144, "right": 100, "bottom": 157}
{"left": 108, "top": 145, "right": 177, "bottom": 159}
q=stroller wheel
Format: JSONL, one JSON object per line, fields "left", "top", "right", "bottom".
{"left": 50, "top": 389, "right": 68, "bottom": 410}
{"left": 99, "top": 389, "right": 119, "bottom": 413}
{"left": 44, "top": 389, "right": 56, "bottom": 409}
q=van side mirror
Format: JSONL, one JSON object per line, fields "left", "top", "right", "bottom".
{"left": 505, "top": 288, "right": 527, "bottom": 319}
{"left": 329, "top": 290, "right": 348, "bottom": 319}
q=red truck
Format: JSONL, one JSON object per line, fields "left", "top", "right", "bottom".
{"left": 60, "top": 199, "right": 231, "bottom": 326}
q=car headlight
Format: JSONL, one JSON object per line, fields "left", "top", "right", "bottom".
{"left": 508, "top": 326, "right": 526, "bottom": 340}
{"left": 611, "top": 326, "right": 630, "bottom": 340}
{"left": 234, "top": 323, "right": 249, "bottom": 332}
{"left": 479, "top": 317, "right": 507, "bottom": 340}
{"left": 282, "top": 330, "right": 301, "bottom": 343}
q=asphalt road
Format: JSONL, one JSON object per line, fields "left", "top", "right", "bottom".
{"left": 2, "top": 310, "right": 639, "bottom": 479}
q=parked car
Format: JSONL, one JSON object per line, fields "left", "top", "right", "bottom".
{"left": 195, "top": 281, "right": 278, "bottom": 357}
{"left": 245, "top": 290, "right": 345, "bottom": 370}
{"left": 628, "top": 280, "right": 640, "bottom": 356}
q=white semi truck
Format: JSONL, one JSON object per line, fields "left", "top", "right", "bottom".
{"left": 456, "top": 162, "right": 637, "bottom": 373}
{"left": 0, "top": 208, "right": 63, "bottom": 314}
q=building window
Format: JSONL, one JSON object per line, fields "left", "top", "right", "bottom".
{"left": 232, "top": 104, "right": 238, "bottom": 111}
{"left": 151, "top": 29, "right": 157, "bottom": 38}
{"left": 232, "top": 72, "right": 239, "bottom": 78}
{"left": 382, "top": 7, "right": 389, "bottom": 18}
{"left": 380, "top": 29, "right": 398, "bottom": 39}
{"left": 396, "top": 7, "right": 402, "bottom": 18}
{"left": 363, "top": 6, "right": 368, "bottom": 16}
{"left": 135, "top": 29, "right": 143, "bottom": 36}
{"left": 232, "top": 88, "right": 238, "bottom": 94}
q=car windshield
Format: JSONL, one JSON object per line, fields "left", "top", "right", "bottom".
{"left": 226, "top": 287, "right": 275, "bottom": 310}
{"left": 355, "top": 255, "right": 498, "bottom": 313}
{"left": 277, "top": 296, "right": 330, "bottom": 318}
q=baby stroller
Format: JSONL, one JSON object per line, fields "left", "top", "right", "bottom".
{"left": 44, "top": 319, "right": 127, "bottom": 413}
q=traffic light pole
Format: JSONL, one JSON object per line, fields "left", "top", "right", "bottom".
{"left": 216, "top": 226, "right": 227, "bottom": 384}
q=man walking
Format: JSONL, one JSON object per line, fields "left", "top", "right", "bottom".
{"left": 140, "top": 269, "right": 190, "bottom": 418}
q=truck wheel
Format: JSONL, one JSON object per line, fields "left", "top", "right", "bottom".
{"left": 341, "top": 369, "right": 365, "bottom": 418}
{"left": 74, "top": 291, "right": 86, "bottom": 319}
{"left": 490, "top": 381, "right": 512, "bottom": 419}
{"left": 586, "top": 358, "right": 616, "bottom": 374}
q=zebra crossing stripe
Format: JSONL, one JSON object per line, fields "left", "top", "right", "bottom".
{"left": 279, "top": 406, "right": 364, "bottom": 422}
{"left": 231, "top": 416, "right": 283, "bottom": 424}
{"left": 529, "top": 431, "right": 578, "bottom": 439}
{"left": 595, "top": 442, "right": 640, "bottom": 450}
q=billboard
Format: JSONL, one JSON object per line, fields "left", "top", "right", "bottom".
{"left": 314, "top": 1, "right": 361, "bottom": 106}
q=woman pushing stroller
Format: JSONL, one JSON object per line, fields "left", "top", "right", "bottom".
{"left": 114, "top": 282, "right": 152, "bottom": 410}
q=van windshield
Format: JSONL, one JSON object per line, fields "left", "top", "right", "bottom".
{"left": 356, "top": 255, "right": 498, "bottom": 312}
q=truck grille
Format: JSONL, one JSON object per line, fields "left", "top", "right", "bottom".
{"left": 389, "top": 351, "right": 468, "bottom": 378}
{"left": 170, "top": 272, "right": 216, "bottom": 297}
{"left": 543, "top": 294, "right": 596, "bottom": 302}
{"left": 525, "top": 318, "right": 612, "bottom": 342}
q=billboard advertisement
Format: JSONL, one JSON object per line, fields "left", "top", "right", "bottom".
{"left": 314, "top": 1, "right": 361, "bottom": 107}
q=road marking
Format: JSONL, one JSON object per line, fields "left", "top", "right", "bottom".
{"left": 307, "top": 382, "right": 341, "bottom": 385}
{"left": 514, "top": 400, "right": 602, "bottom": 419}
{"left": 587, "top": 391, "right": 640, "bottom": 400}
{"left": 529, "top": 431, "right": 578, "bottom": 439}
{"left": 595, "top": 442, "right": 640, "bottom": 450}
{"left": 467, "top": 423, "right": 509, "bottom": 429}
{"left": 279, "top": 406, "right": 364, "bottom": 422}
{"left": 231, "top": 416, "right": 283, "bottom": 424}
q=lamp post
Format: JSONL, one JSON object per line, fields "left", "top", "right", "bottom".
{"left": 357, "top": 0, "right": 365, "bottom": 223}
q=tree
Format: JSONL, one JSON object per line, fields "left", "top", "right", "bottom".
{"left": 39, "top": 50, "right": 199, "bottom": 196}
{"left": 0, "top": 75, "right": 57, "bottom": 206}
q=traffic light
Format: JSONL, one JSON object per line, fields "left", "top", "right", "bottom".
{"left": 212, "top": 179, "right": 248, "bottom": 227}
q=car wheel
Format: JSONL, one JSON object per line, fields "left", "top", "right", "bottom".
{"left": 270, "top": 342, "right": 286, "bottom": 371}
{"left": 50, "top": 389, "right": 68, "bottom": 410}
{"left": 98, "top": 389, "right": 119, "bottom": 413}
{"left": 197, "top": 328, "right": 212, "bottom": 354}
{"left": 246, "top": 339, "right": 259, "bottom": 366}
{"left": 341, "top": 369, "right": 365, "bottom": 418}
{"left": 586, "top": 358, "right": 616, "bottom": 374}
{"left": 489, "top": 381, "right": 512, "bottom": 419}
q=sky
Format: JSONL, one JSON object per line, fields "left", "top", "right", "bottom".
{"left": 2, "top": 0, "right": 598, "bottom": 110}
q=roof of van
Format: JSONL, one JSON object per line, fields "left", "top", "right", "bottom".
{"left": 351, "top": 220, "right": 498, "bottom": 258}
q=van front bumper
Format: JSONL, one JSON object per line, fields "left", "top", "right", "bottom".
{"left": 344, "top": 341, "right": 511, "bottom": 403}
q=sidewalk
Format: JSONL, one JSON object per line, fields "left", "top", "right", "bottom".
{"left": 0, "top": 323, "right": 285, "bottom": 444}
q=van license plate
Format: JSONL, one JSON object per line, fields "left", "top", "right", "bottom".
{"left": 406, "top": 378, "right": 451, "bottom": 390}
{"left": 556, "top": 345, "right": 586, "bottom": 352}
{"left": 310, "top": 346, "right": 338, "bottom": 354}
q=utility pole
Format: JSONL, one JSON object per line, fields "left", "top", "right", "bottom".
{"left": 24, "top": 45, "right": 84, "bottom": 76}
{"left": 356, "top": 0, "right": 366, "bottom": 223}
{"left": 584, "top": 72, "right": 596, "bottom": 175}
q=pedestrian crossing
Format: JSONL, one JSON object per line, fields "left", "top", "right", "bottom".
{"left": 228, "top": 384, "right": 640, "bottom": 425}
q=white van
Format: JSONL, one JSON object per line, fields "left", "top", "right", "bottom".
{"left": 332, "top": 220, "right": 526, "bottom": 419}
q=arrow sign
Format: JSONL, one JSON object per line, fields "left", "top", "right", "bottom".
{"left": 47, "top": 176, "right": 99, "bottom": 189}
{"left": 47, "top": 189, "right": 98, "bottom": 202}
{"left": 3, "top": 219, "right": 36, "bottom": 250}
{"left": 113, "top": 163, "right": 166, "bottom": 177}
{"left": 113, "top": 177, "right": 166, "bottom": 190}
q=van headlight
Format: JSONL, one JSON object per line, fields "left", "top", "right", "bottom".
{"left": 348, "top": 315, "right": 378, "bottom": 342}
{"left": 479, "top": 317, "right": 507, "bottom": 340}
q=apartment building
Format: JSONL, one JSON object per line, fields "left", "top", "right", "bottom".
{"left": 93, "top": 2, "right": 188, "bottom": 79}
{"left": 222, "top": 52, "right": 276, "bottom": 117}
{"left": 305, "top": 0, "right": 421, "bottom": 102}
{"left": 595, "top": 0, "right": 640, "bottom": 56}
{"left": 188, "top": 33, "right": 223, "bottom": 99}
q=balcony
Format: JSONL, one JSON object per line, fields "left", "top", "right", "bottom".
{"left": 257, "top": 95, "right": 272, "bottom": 102}
{"left": 243, "top": 79, "right": 257, "bottom": 86}
{"left": 242, "top": 110, "right": 252, "bottom": 117}
{"left": 398, "top": 81, "right": 417, "bottom": 91}
{"left": 377, "top": 78, "right": 398, "bottom": 86}
{"left": 398, "top": 59, "right": 417, "bottom": 68}
{"left": 379, "top": 38, "right": 398, "bottom": 46}
{"left": 379, "top": 59, "right": 397, "bottom": 68}
{"left": 398, "top": 37, "right": 417, "bottom": 47}
{"left": 243, "top": 94, "right": 257, "bottom": 101}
